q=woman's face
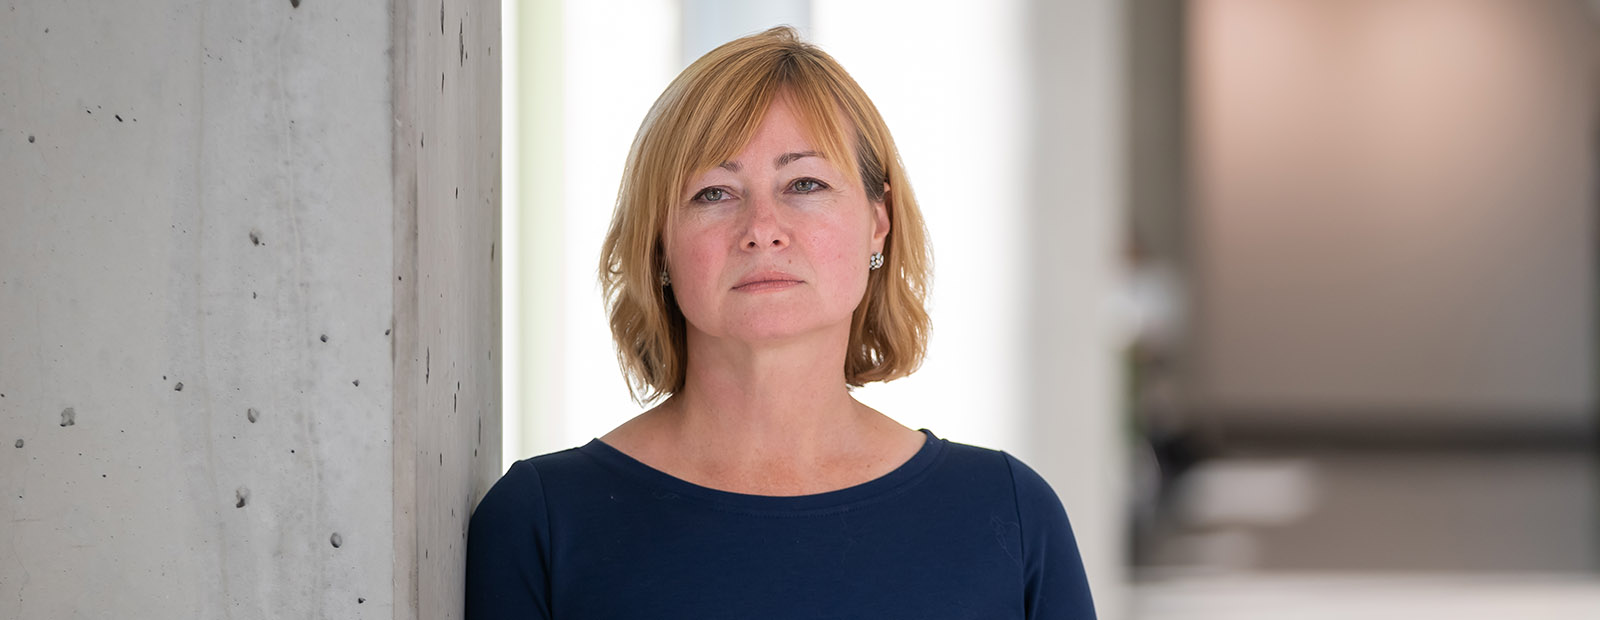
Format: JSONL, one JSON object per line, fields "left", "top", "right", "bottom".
{"left": 664, "top": 96, "right": 889, "bottom": 347}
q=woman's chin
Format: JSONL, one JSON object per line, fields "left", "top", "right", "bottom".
{"left": 717, "top": 318, "right": 848, "bottom": 347}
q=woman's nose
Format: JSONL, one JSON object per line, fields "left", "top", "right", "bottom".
{"left": 741, "top": 194, "right": 788, "bottom": 250}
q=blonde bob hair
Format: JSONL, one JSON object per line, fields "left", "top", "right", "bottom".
{"left": 599, "top": 26, "right": 931, "bottom": 404}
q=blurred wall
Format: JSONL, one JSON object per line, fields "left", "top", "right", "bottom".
{"left": 0, "top": 1, "right": 499, "bottom": 618}
{"left": 1189, "top": 0, "right": 1598, "bottom": 434}
{"left": 1028, "top": 0, "right": 1131, "bottom": 617}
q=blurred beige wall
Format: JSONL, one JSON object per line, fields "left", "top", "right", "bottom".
{"left": 1189, "top": 0, "right": 1598, "bottom": 433}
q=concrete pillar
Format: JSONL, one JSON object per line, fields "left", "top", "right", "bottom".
{"left": 0, "top": 1, "right": 499, "bottom": 618}
{"left": 393, "top": 0, "right": 501, "bottom": 618}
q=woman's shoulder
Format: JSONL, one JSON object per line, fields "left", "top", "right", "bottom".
{"left": 473, "top": 445, "right": 598, "bottom": 510}
{"left": 931, "top": 435, "right": 1068, "bottom": 511}
{"left": 933, "top": 433, "right": 1039, "bottom": 475}
{"left": 937, "top": 434, "right": 1091, "bottom": 607}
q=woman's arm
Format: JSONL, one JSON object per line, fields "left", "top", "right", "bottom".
{"left": 465, "top": 460, "right": 554, "bottom": 620}
{"left": 1004, "top": 452, "right": 1098, "bottom": 620}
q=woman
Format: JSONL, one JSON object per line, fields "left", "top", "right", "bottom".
{"left": 467, "top": 26, "right": 1095, "bottom": 619}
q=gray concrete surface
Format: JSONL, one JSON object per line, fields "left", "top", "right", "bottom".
{"left": 0, "top": 1, "right": 499, "bottom": 618}
{"left": 391, "top": 0, "right": 502, "bottom": 618}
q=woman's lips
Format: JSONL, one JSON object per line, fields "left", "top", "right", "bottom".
{"left": 733, "top": 271, "right": 803, "bottom": 291}
{"left": 742, "top": 279, "right": 806, "bottom": 292}
{"left": 733, "top": 278, "right": 802, "bottom": 292}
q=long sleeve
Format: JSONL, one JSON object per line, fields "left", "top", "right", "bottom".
{"left": 1003, "top": 452, "right": 1097, "bottom": 619}
{"left": 466, "top": 460, "right": 553, "bottom": 620}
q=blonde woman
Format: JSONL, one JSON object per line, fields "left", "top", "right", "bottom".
{"left": 467, "top": 27, "right": 1095, "bottom": 619}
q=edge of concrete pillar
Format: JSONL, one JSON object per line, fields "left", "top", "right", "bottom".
{"left": 391, "top": 1, "right": 502, "bottom": 618}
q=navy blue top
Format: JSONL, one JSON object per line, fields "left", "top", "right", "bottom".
{"left": 465, "top": 429, "right": 1096, "bottom": 619}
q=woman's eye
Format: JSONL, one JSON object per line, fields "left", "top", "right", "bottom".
{"left": 693, "top": 187, "right": 728, "bottom": 203}
{"left": 791, "top": 178, "right": 827, "bottom": 193}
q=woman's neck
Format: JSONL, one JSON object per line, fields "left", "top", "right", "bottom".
{"left": 600, "top": 324, "right": 924, "bottom": 495}
{"left": 663, "top": 328, "right": 869, "bottom": 467}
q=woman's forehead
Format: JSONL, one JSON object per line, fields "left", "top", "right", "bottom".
{"left": 691, "top": 98, "right": 854, "bottom": 177}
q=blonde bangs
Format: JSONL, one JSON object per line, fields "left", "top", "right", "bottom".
{"left": 664, "top": 59, "right": 860, "bottom": 217}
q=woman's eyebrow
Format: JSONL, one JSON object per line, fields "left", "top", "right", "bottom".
{"left": 775, "top": 151, "right": 819, "bottom": 168}
{"left": 714, "top": 151, "right": 821, "bottom": 173}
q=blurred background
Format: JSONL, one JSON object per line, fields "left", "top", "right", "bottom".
{"left": 500, "top": 0, "right": 1600, "bottom": 617}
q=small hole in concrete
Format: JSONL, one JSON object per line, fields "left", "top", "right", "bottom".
{"left": 60, "top": 407, "right": 76, "bottom": 427}
{"left": 330, "top": 532, "right": 343, "bottom": 548}
{"left": 247, "top": 408, "right": 259, "bottom": 423}
{"left": 236, "top": 487, "right": 249, "bottom": 508}
{"left": 174, "top": 382, "right": 184, "bottom": 391}
{"left": 14, "top": 439, "right": 23, "bottom": 448}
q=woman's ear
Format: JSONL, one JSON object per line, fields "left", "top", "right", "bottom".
{"left": 872, "top": 183, "right": 891, "bottom": 251}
